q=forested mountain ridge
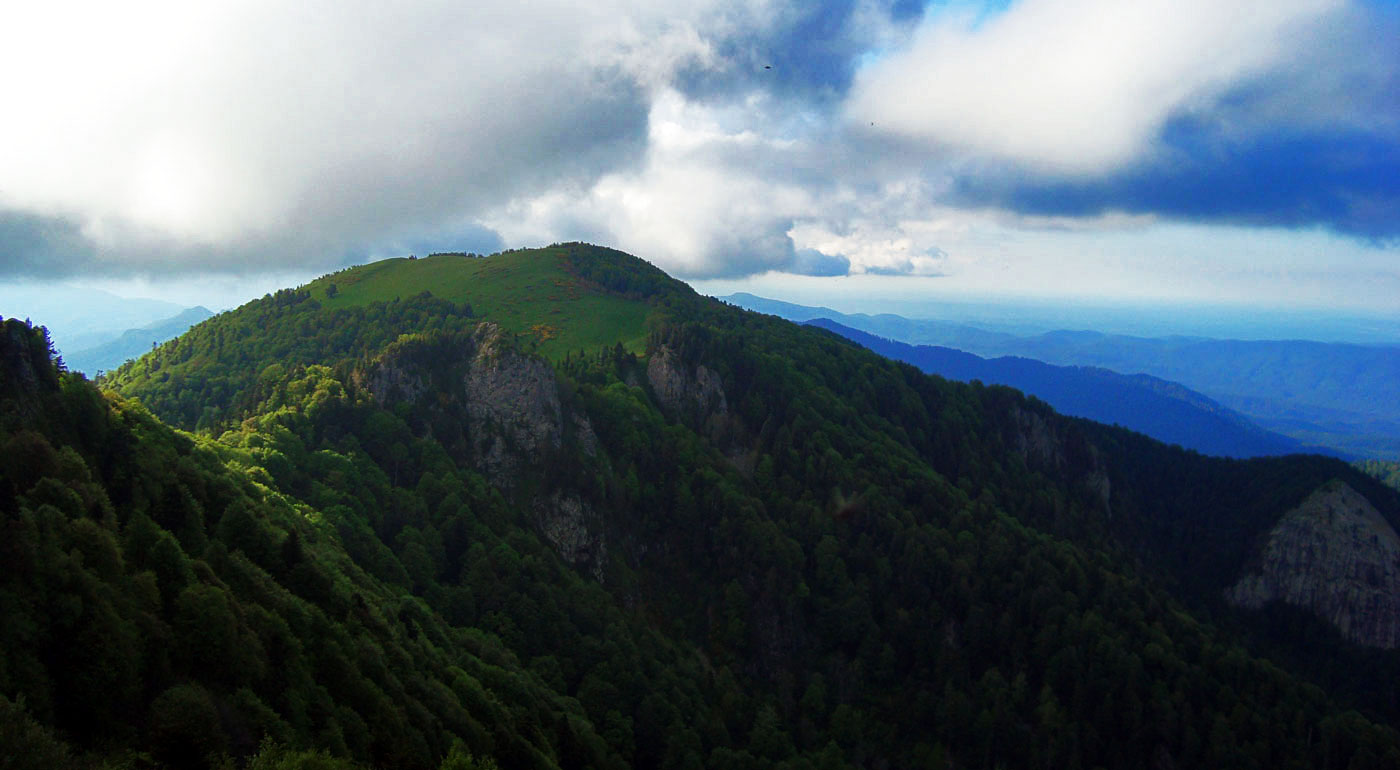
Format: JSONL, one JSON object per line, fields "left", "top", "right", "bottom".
{"left": 803, "top": 317, "right": 1316, "bottom": 459}
{"left": 65, "top": 305, "right": 215, "bottom": 376}
{"left": 726, "top": 292, "right": 1400, "bottom": 459}
{"left": 5, "top": 243, "right": 1400, "bottom": 768}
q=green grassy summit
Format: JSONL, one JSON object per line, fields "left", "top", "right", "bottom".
{"left": 102, "top": 243, "right": 682, "bottom": 430}
{"left": 309, "top": 245, "right": 655, "bottom": 359}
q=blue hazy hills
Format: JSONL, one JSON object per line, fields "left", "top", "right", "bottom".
{"left": 723, "top": 293, "right": 1394, "bottom": 460}
{"left": 64, "top": 306, "right": 215, "bottom": 375}
{"left": 805, "top": 318, "right": 1333, "bottom": 459}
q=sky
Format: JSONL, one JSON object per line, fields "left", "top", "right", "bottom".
{"left": 1, "top": 0, "right": 1397, "bottom": 329}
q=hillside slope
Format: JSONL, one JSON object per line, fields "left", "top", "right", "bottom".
{"left": 6, "top": 244, "right": 1400, "bottom": 768}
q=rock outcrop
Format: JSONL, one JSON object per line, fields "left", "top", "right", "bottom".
{"left": 1225, "top": 480, "right": 1400, "bottom": 648}
{"left": 1012, "top": 406, "right": 1063, "bottom": 470}
{"left": 461, "top": 325, "right": 570, "bottom": 481}
{"left": 1010, "top": 405, "right": 1112, "bottom": 516}
{"left": 646, "top": 344, "right": 728, "bottom": 422}
{"left": 359, "top": 323, "right": 607, "bottom": 579}
{"left": 646, "top": 344, "right": 753, "bottom": 474}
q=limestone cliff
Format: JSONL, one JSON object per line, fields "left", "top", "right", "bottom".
{"left": 646, "top": 344, "right": 728, "bottom": 424}
{"left": 1225, "top": 480, "right": 1400, "bottom": 648}
{"left": 357, "top": 323, "right": 607, "bottom": 579}
{"left": 1009, "top": 405, "right": 1112, "bottom": 516}
{"left": 647, "top": 343, "right": 753, "bottom": 473}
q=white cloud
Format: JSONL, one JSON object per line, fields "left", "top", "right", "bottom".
{"left": 845, "top": 0, "right": 1341, "bottom": 174}
{"left": 0, "top": 0, "right": 1392, "bottom": 323}
{"left": 486, "top": 89, "right": 819, "bottom": 278}
{"left": 0, "top": 0, "right": 777, "bottom": 276}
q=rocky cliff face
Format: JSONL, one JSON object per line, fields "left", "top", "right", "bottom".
{"left": 647, "top": 344, "right": 753, "bottom": 473}
{"left": 646, "top": 344, "right": 728, "bottom": 423}
{"left": 1225, "top": 480, "right": 1400, "bottom": 648}
{"left": 1010, "top": 405, "right": 1112, "bottom": 516}
{"left": 461, "top": 325, "right": 571, "bottom": 480}
{"left": 360, "top": 323, "right": 607, "bottom": 579}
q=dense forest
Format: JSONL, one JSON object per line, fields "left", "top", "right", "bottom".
{"left": 4, "top": 244, "right": 1400, "bottom": 768}
{"left": 1359, "top": 459, "right": 1400, "bottom": 492}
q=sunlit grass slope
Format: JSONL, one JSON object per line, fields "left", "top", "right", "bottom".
{"left": 103, "top": 244, "right": 668, "bottom": 430}
{"left": 310, "top": 246, "right": 652, "bottom": 359}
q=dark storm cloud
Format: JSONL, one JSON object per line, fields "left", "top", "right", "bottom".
{"left": 0, "top": 212, "right": 97, "bottom": 278}
{"left": 951, "top": 126, "right": 1400, "bottom": 241}
{"left": 858, "top": 0, "right": 1400, "bottom": 241}
{"left": 790, "top": 249, "right": 851, "bottom": 277}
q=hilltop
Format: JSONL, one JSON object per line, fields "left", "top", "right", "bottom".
{"left": 305, "top": 246, "right": 664, "bottom": 360}
{"left": 5, "top": 244, "right": 1400, "bottom": 768}
{"left": 102, "top": 244, "right": 678, "bottom": 431}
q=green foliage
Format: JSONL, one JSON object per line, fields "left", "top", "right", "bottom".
{"left": 104, "top": 246, "right": 664, "bottom": 432}
{"left": 0, "top": 694, "right": 79, "bottom": 770}
{"left": 310, "top": 245, "right": 653, "bottom": 359}
{"left": 437, "top": 742, "right": 499, "bottom": 770}
{"left": 1358, "top": 458, "right": 1400, "bottom": 492}
{"left": 241, "top": 740, "right": 363, "bottom": 770}
{"left": 7, "top": 248, "right": 1400, "bottom": 770}
{"left": 102, "top": 291, "right": 478, "bottom": 430}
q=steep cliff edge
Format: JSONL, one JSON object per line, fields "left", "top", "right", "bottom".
{"left": 357, "top": 323, "right": 608, "bottom": 578}
{"left": 647, "top": 343, "right": 754, "bottom": 473}
{"left": 1226, "top": 480, "right": 1400, "bottom": 648}
{"left": 1009, "top": 404, "right": 1113, "bottom": 517}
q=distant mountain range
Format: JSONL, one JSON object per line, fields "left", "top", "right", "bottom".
{"left": 64, "top": 306, "right": 215, "bottom": 375}
{"left": 0, "top": 284, "right": 191, "bottom": 352}
{"left": 725, "top": 293, "right": 1400, "bottom": 459}
{"left": 805, "top": 318, "right": 1333, "bottom": 459}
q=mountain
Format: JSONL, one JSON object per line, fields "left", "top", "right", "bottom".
{"left": 0, "top": 284, "right": 189, "bottom": 353}
{"left": 724, "top": 293, "right": 1400, "bottom": 459}
{"left": 804, "top": 317, "right": 1324, "bottom": 459}
{"left": 722, "top": 292, "right": 1019, "bottom": 353}
{"left": 5, "top": 244, "right": 1400, "bottom": 769}
{"left": 65, "top": 306, "right": 215, "bottom": 375}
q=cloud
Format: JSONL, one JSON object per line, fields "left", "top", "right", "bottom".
{"left": 670, "top": 0, "right": 923, "bottom": 103}
{"left": 0, "top": 211, "right": 97, "bottom": 278}
{"left": 846, "top": 0, "right": 1342, "bottom": 174}
{"left": 952, "top": 125, "right": 1400, "bottom": 239}
{"left": 791, "top": 249, "right": 851, "bottom": 276}
{"left": 484, "top": 90, "right": 820, "bottom": 278}
{"left": 841, "top": 0, "right": 1400, "bottom": 239}
{"left": 0, "top": 0, "right": 1395, "bottom": 307}
{"left": 0, "top": 0, "right": 788, "bottom": 279}
{"left": 858, "top": 248, "right": 947, "bottom": 276}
